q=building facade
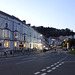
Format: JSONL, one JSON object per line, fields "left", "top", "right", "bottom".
{"left": 0, "top": 11, "right": 46, "bottom": 53}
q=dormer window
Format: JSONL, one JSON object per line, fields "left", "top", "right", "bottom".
{"left": 6, "top": 23, "right": 8, "bottom": 27}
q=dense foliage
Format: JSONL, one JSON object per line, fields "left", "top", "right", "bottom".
{"left": 68, "top": 39, "right": 75, "bottom": 48}
{"left": 32, "top": 26, "right": 75, "bottom": 38}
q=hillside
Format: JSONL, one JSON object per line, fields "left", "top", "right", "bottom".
{"left": 32, "top": 26, "right": 75, "bottom": 38}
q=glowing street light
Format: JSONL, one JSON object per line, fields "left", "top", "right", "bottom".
{"left": 40, "top": 34, "right": 42, "bottom": 37}
{"left": 67, "top": 42, "right": 69, "bottom": 49}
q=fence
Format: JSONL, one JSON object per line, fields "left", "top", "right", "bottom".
{"left": 0, "top": 48, "right": 42, "bottom": 58}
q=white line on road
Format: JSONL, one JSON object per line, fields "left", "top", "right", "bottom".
{"left": 59, "top": 54, "right": 68, "bottom": 62}
{"left": 47, "top": 70, "right": 52, "bottom": 72}
{"left": 34, "top": 55, "right": 67, "bottom": 75}
{"left": 41, "top": 73, "right": 47, "bottom": 75}
{"left": 56, "top": 65, "right": 59, "bottom": 67}
{"left": 41, "top": 69, "right": 46, "bottom": 71}
{"left": 59, "top": 64, "right": 62, "bottom": 66}
{"left": 16, "top": 60, "right": 34, "bottom": 64}
{"left": 22, "top": 57, "right": 37, "bottom": 60}
{"left": 46, "top": 66, "right": 50, "bottom": 69}
{"left": 34, "top": 72, "right": 40, "bottom": 75}
{"left": 34, "top": 61, "right": 65, "bottom": 75}
{"left": 52, "top": 67, "right": 56, "bottom": 70}
{"left": 51, "top": 65, "right": 54, "bottom": 67}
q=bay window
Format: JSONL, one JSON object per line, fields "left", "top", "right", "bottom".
{"left": 3, "top": 29, "right": 10, "bottom": 38}
{"left": 4, "top": 41, "right": 9, "bottom": 48}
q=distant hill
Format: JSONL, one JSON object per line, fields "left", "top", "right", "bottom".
{"left": 32, "top": 26, "right": 75, "bottom": 38}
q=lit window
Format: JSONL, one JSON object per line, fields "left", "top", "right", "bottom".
{"left": 7, "top": 41, "right": 9, "bottom": 47}
{"left": 4, "top": 41, "right": 5, "bottom": 48}
{"left": 15, "top": 42, "right": 17, "bottom": 47}
{"left": 3, "top": 30, "right": 5, "bottom": 37}
{"left": 15, "top": 33, "right": 17, "bottom": 38}
{"left": 24, "top": 43, "right": 25, "bottom": 47}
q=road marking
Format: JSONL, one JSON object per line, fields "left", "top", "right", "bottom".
{"left": 34, "top": 56, "right": 66, "bottom": 75}
{"left": 52, "top": 67, "right": 56, "bottom": 70}
{"left": 56, "top": 65, "right": 59, "bottom": 67}
{"left": 47, "top": 70, "right": 52, "bottom": 72}
{"left": 41, "top": 73, "right": 47, "bottom": 75}
{"left": 51, "top": 65, "right": 54, "bottom": 67}
{"left": 59, "top": 54, "right": 68, "bottom": 62}
{"left": 46, "top": 66, "right": 50, "bottom": 69}
{"left": 22, "top": 57, "right": 37, "bottom": 60}
{"left": 16, "top": 60, "right": 34, "bottom": 64}
{"left": 59, "top": 64, "right": 62, "bottom": 66}
{"left": 34, "top": 72, "right": 40, "bottom": 75}
{"left": 34, "top": 61, "right": 65, "bottom": 75}
{"left": 41, "top": 69, "right": 46, "bottom": 71}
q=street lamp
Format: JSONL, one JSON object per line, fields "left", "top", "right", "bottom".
{"left": 40, "top": 34, "right": 42, "bottom": 37}
{"left": 67, "top": 42, "right": 69, "bottom": 49}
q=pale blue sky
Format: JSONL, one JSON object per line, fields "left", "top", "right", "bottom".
{"left": 0, "top": 0, "right": 75, "bottom": 32}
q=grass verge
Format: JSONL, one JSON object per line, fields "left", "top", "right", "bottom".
{"left": 68, "top": 51, "right": 75, "bottom": 55}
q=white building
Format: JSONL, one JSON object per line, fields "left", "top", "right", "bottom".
{"left": 0, "top": 11, "right": 46, "bottom": 53}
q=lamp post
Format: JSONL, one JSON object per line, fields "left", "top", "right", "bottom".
{"left": 67, "top": 42, "right": 69, "bottom": 49}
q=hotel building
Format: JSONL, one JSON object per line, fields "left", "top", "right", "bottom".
{"left": 0, "top": 11, "right": 46, "bottom": 53}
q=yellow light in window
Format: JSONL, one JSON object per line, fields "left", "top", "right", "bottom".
{"left": 15, "top": 42, "right": 17, "bottom": 47}
{"left": 7, "top": 41, "right": 9, "bottom": 47}
{"left": 24, "top": 43, "right": 25, "bottom": 47}
{"left": 15, "top": 33, "right": 17, "bottom": 38}
{"left": 4, "top": 41, "right": 5, "bottom": 48}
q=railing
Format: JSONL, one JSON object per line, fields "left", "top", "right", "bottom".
{"left": 0, "top": 48, "right": 42, "bottom": 58}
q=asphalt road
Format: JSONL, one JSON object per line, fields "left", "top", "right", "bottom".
{"left": 0, "top": 50, "right": 75, "bottom": 75}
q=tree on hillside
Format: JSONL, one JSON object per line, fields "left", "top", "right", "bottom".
{"left": 68, "top": 39, "right": 75, "bottom": 48}
{"left": 32, "top": 26, "right": 75, "bottom": 38}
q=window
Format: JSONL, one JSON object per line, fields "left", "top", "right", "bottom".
{"left": 4, "top": 41, "right": 9, "bottom": 48}
{"left": 24, "top": 36, "right": 25, "bottom": 41}
{"left": 24, "top": 43, "right": 25, "bottom": 47}
{"left": 4, "top": 41, "right": 5, "bottom": 48}
{"left": 0, "top": 43, "right": 2, "bottom": 46}
{"left": 3, "top": 30, "right": 10, "bottom": 38}
{"left": 0, "top": 29, "right": 2, "bottom": 37}
{"left": 3, "top": 30, "right": 5, "bottom": 37}
{"left": 15, "top": 42, "right": 17, "bottom": 47}
{"left": 15, "top": 33, "right": 18, "bottom": 38}
{"left": 6, "top": 41, "right": 9, "bottom": 47}
{"left": 30, "top": 32, "right": 31, "bottom": 37}
{"left": 6, "top": 23, "right": 8, "bottom": 27}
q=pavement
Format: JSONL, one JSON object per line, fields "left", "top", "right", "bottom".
{"left": 0, "top": 50, "right": 44, "bottom": 58}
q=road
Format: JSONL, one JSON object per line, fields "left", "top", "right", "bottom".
{"left": 0, "top": 50, "right": 75, "bottom": 75}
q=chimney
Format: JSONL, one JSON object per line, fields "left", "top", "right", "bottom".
{"left": 23, "top": 20, "right": 26, "bottom": 24}
{"left": 27, "top": 23, "right": 31, "bottom": 26}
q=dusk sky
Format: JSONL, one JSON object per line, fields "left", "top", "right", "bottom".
{"left": 0, "top": 0, "right": 75, "bottom": 32}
